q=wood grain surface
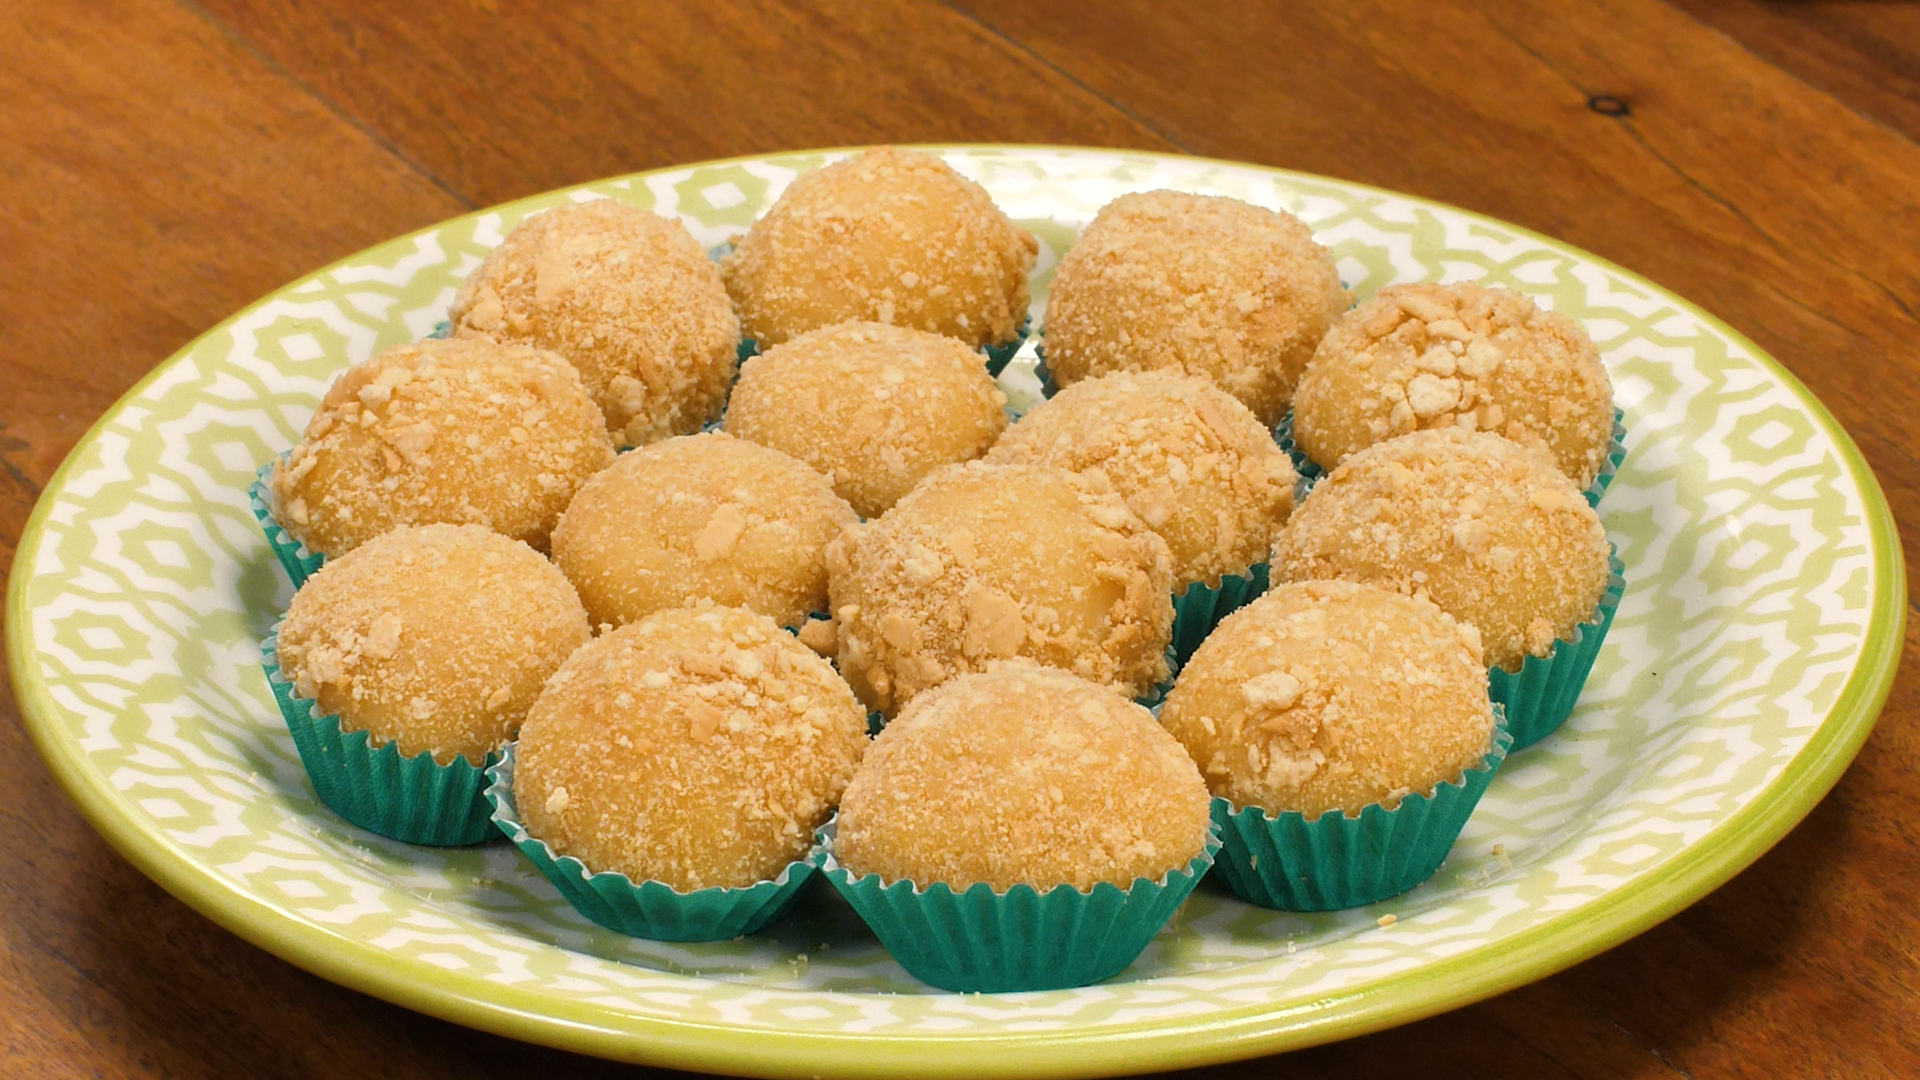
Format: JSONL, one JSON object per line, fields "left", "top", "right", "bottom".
{"left": 3, "top": 1, "right": 1915, "bottom": 1076}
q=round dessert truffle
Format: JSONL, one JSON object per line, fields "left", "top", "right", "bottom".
{"left": 1292, "top": 283, "right": 1615, "bottom": 487}
{"left": 1271, "top": 428, "right": 1610, "bottom": 672}
{"left": 1041, "top": 190, "right": 1348, "bottom": 425}
{"left": 826, "top": 460, "right": 1174, "bottom": 716}
{"left": 449, "top": 199, "right": 740, "bottom": 446}
{"left": 836, "top": 664, "right": 1210, "bottom": 891}
{"left": 723, "top": 321, "right": 1009, "bottom": 518}
{"left": 987, "top": 371, "right": 1295, "bottom": 589}
{"left": 276, "top": 524, "right": 591, "bottom": 765}
{"left": 551, "top": 432, "right": 857, "bottom": 631}
{"left": 1160, "top": 580, "right": 1494, "bottom": 819}
{"left": 718, "top": 147, "right": 1038, "bottom": 351}
{"left": 269, "top": 337, "right": 615, "bottom": 558}
{"left": 513, "top": 604, "right": 868, "bottom": 891}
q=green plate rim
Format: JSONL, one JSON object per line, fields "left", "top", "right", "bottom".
{"left": 5, "top": 144, "right": 1906, "bottom": 1079}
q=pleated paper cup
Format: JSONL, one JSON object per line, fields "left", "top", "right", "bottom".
{"left": 1210, "top": 707, "right": 1513, "bottom": 911}
{"left": 819, "top": 818, "right": 1220, "bottom": 993}
{"left": 249, "top": 458, "right": 326, "bottom": 589}
{"left": 1587, "top": 407, "right": 1628, "bottom": 508}
{"left": 484, "top": 744, "right": 816, "bottom": 942}
{"left": 1168, "top": 563, "right": 1270, "bottom": 670}
{"left": 1490, "top": 545, "right": 1627, "bottom": 750}
{"left": 261, "top": 622, "right": 494, "bottom": 846}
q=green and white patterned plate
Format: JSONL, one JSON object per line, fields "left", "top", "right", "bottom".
{"left": 6, "top": 147, "right": 1904, "bottom": 1078}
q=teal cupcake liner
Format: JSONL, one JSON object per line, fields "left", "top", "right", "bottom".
{"left": 249, "top": 458, "right": 326, "bottom": 590}
{"left": 261, "top": 622, "right": 495, "bottom": 845}
{"left": 1277, "top": 406, "right": 1629, "bottom": 509}
{"left": 981, "top": 315, "right": 1032, "bottom": 378}
{"left": 485, "top": 744, "right": 816, "bottom": 941}
{"left": 1489, "top": 545, "right": 1627, "bottom": 750}
{"left": 1033, "top": 342, "right": 1060, "bottom": 399}
{"left": 819, "top": 818, "right": 1221, "bottom": 993}
{"left": 1211, "top": 706, "right": 1513, "bottom": 911}
{"left": 1587, "top": 407, "right": 1628, "bottom": 508}
{"left": 1132, "top": 652, "right": 1180, "bottom": 713}
{"left": 1169, "top": 563, "right": 1270, "bottom": 670}
{"left": 1272, "top": 409, "right": 1322, "bottom": 502}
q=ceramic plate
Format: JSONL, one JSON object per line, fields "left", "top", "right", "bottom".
{"left": 7, "top": 147, "right": 1903, "bottom": 1078}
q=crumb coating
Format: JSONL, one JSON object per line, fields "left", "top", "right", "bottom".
{"left": 987, "top": 371, "right": 1295, "bottom": 589}
{"left": 277, "top": 524, "right": 591, "bottom": 766}
{"left": 551, "top": 432, "right": 857, "bottom": 631}
{"left": 836, "top": 664, "right": 1210, "bottom": 891}
{"left": 827, "top": 461, "right": 1174, "bottom": 716}
{"left": 724, "top": 321, "right": 1008, "bottom": 518}
{"left": 719, "top": 147, "right": 1038, "bottom": 349}
{"left": 1292, "top": 283, "right": 1614, "bottom": 486}
{"left": 269, "top": 337, "right": 615, "bottom": 558}
{"left": 449, "top": 200, "right": 740, "bottom": 447}
{"left": 514, "top": 604, "right": 868, "bottom": 891}
{"left": 1041, "top": 190, "right": 1347, "bottom": 425}
{"left": 1271, "top": 428, "right": 1610, "bottom": 672}
{"left": 1160, "top": 580, "right": 1493, "bottom": 818}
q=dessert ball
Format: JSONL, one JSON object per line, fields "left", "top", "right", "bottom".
{"left": 276, "top": 524, "right": 591, "bottom": 766}
{"left": 1271, "top": 428, "right": 1610, "bottom": 671}
{"left": 513, "top": 604, "right": 868, "bottom": 890}
{"left": 836, "top": 664, "right": 1211, "bottom": 891}
{"left": 718, "top": 147, "right": 1038, "bottom": 350}
{"left": 827, "top": 461, "right": 1174, "bottom": 716}
{"left": 987, "top": 371, "right": 1295, "bottom": 589}
{"left": 269, "top": 337, "right": 615, "bottom": 558}
{"left": 1160, "top": 581, "right": 1495, "bottom": 819}
{"left": 1041, "top": 190, "right": 1347, "bottom": 425}
{"left": 550, "top": 432, "right": 857, "bottom": 631}
{"left": 449, "top": 199, "right": 740, "bottom": 446}
{"left": 1291, "top": 283, "right": 1615, "bottom": 487}
{"left": 723, "top": 321, "right": 1008, "bottom": 518}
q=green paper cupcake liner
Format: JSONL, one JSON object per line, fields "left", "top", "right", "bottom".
{"left": 485, "top": 744, "right": 816, "bottom": 941}
{"left": 1587, "top": 407, "right": 1628, "bottom": 508}
{"left": 981, "top": 315, "right": 1032, "bottom": 378}
{"left": 1211, "top": 706, "right": 1513, "bottom": 911}
{"left": 1169, "top": 563, "right": 1270, "bottom": 670}
{"left": 1272, "top": 409, "right": 1322, "bottom": 502}
{"left": 1277, "top": 406, "right": 1629, "bottom": 509}
{"left": 261, "top": 622, "right": 496, "bottom": 845}
{"left": 1033, "top": 342, "right": 1060, "bottom": 399}
{"left": 249, "top": 458, "right": 326, "bottom": 590}
{"left": 818, "top": 818, "right": 1221, "bottom": 993}
{"left": 1489, "top": 545, "right": 1627, "bottom": 750}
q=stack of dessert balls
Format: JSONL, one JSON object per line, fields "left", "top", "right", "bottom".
{"left": 255, "top": 147, "right": 1624, "bottom": 990}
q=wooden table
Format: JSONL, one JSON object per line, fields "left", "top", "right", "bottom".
{"left": 4, "top": 1, "right": 1915, "bottom": 1076}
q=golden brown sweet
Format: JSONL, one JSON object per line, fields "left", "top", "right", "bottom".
{"left": 986, "top": 371, "right": 1295, "bottom": 589}
{"left": 1160, "top": 581, "right": 1494, "bottom": 818}
{"left": 835, "top": 664, "right": 1211, "bottom": 891}
{"left": 1271, "top": 428, "right": 1610, "bottom": 671}
{"left": 826, "top": 460, "right": 1174, "bottom": 716}
{"left": 513, "top": 604, "right": 868, "bottom": 891}
{"left": 723, "top": 321, "right": 1008, "bottom": 518}
{"left": 269, "top": 337, "right": 615, "bottom": 558}
{"left": 718, "top": 147, "right": 1038, "bottom": 350}
{"left": 449, "top": 199, "right": 740, "bottom": 446}
{"left": 550, "top": 432, "right": 857, "bottom": 631}
{"left": 1291, "top": 283, "right": 1615, "bottom": 486}
{"left": 276, "top": 524, "right": 591, "bottom": 766}
{"left": 1040, "top": 190, "right": 1348, "bottom": 425}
